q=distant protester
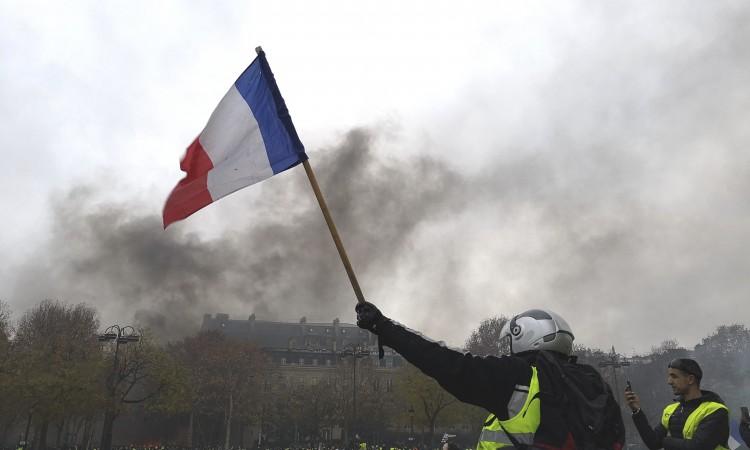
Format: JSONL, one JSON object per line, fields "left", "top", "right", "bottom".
{"left": 624, "top": 358, "right": 729, "bottom": 450}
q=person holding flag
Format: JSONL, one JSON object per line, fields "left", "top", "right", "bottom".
{"left": 355, "top": 304, "right": 625, "bottom": 450}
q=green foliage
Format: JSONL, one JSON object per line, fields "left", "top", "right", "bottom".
{"left": 396, "top": 363, "right": 458, "bottom": 446}
{"left": 0, "top": 304, "right": 747, "bottom": 449}
{"left": 13, "top": 300, "right": 104, "bottom": 421}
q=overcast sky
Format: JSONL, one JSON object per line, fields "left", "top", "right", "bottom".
{"left": 1, "top": 1, "right": 749, "bottom": 354}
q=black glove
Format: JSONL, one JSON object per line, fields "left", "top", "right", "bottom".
{"left": 356, "top": 301, "right": 390, "bottom": 360}
{"left": 355, "top": 301, "right": 388, "bottom": 333}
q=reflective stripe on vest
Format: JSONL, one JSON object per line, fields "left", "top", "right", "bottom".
{"left": 476, "top": 366, "right": 541, "bottom": 450}
{"left": 661, "top": 401, "right": 729, "bottom": 450}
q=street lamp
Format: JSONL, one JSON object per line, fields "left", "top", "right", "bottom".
{"left": 598, "top": 346, "right": 630, "bottom": 400}
{"left": 339, "top": 344, "right": 370, "bottom": 445}
{"left": 98, "top": 324, "right": 141, "bottom": 450}
{"left": 408, "top": 406, "right": 415, "bottom": 442}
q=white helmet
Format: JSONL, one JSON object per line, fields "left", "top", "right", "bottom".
{"left": 500, "top": 309, "right": 575, "bottom": 356}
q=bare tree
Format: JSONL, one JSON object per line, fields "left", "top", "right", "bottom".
{"left": 396, "top": 363, "right": 458, "bottom": 447}
{"left": 99, "top": 330, "right": 173, "bottom": 450}
{"left": 168, "top": 331, "right": 264, "bottom": 450}
{"left": 0, "top": 300, "right": 11, "bottom": 372}
{"left": 465, "top": 315, "right": 510, "bottom": 357}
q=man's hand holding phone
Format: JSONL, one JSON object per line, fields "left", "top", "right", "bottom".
{"left": 624, "top": 380, "right": 640, "bottom": 413}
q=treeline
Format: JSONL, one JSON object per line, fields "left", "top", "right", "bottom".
{"left": 0, "top": 300, "right": 480, "bottom": 450}
{"left": 1, "top": 301, "right": 748, "bottom": 450}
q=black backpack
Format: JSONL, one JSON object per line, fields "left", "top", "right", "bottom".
{"left": 533, "top": 351, "right": 618, "bottom": 450}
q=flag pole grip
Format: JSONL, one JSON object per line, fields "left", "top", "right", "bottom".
{"left": 302, "top": 160, "right": 366, "bottom": 304}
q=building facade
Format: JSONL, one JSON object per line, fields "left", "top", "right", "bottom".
{"left": 201, "top": 313, "right": 407, "bottom": 445}
{"left": 201, "top": 313, "right": 405, "bottom": 370}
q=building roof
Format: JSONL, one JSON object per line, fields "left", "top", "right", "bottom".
{"left": 201, "top": 313, "right": 375, "bottom": 351}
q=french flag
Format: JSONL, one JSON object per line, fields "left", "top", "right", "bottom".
{"left": 163, "top": 49, "right": 308, "bottom": 228}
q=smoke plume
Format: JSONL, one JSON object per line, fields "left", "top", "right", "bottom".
{"left": 8, "top": 1, "right": 750, "bottom": 350}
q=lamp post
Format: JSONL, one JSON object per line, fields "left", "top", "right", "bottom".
{"left": 598, "top": 345, "right": 630, "bottom": 402}
{"left": 98, "top": 325, "right": 141, "bottom": 450}
{"left": 408, "top": 406, "right": 415, "bottom": 442}
{"left": 339, "top": 344, "right": 370, "bottom": 445}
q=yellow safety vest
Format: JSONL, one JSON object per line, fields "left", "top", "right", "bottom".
{"left": 476, "top": 366, "right": 541, "bottom": 450}
{"left": 661, "top": 401, "right": 729, "bottom": 450}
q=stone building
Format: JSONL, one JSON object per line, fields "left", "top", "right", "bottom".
{"left": 200, "top": 313, "right": 407, "bottom": 444}
{"left": 201, "top": 312, "right": 405, "bottom": 370}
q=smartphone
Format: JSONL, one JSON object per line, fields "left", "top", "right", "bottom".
{"left": 625, "top": 380, "right": 632, "bottom": 392}
{"left": 742, "top": 406, "right": 749, "bottom": 421}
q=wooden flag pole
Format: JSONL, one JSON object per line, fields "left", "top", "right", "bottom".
{"left": 253, "top": 47, "right": 364, "bottom": 304}
{"left": 302, "top": 159, "right": 365, "bottom": 304}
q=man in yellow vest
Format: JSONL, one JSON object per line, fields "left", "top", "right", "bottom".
{"left": 356, "top": 303, "right": 625, "bottom": 450}
{"left": 624, "top": 358, "right": 729, "bottom": 450}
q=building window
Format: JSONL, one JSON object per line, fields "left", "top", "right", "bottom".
{"left": 385, "top": 378, "right": 393, "bottom": 392}
{"left": 313, "top": 359, "right": 318, "bottom": 366}
{"left": 299, "top": 358, "right": 304, "bottom": 365}
{"left": 281, "top": 357, "right": 286, "bottom": 365}
{"left": 326, "top": 359, "right": 331, "bottom": 366}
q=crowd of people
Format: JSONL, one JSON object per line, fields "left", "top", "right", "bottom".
{"left": 5, "top": 445, "right": 462, "bottom": 450}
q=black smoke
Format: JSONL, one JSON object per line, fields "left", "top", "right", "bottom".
{"left": 9, "top": 2, "right": 750, "bottom": 349}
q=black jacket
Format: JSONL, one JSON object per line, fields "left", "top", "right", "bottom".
{"left": 739, "top": 420, "right": 750, "bottom": 447}
{"left": 631, "top": 390, "right": 729, "bottom": 450}
{"left": 375, "top": 320, "right": 625, "bottom": 450}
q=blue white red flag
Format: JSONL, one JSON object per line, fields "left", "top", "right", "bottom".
{"left": 163, "top": 49, "right": 308, "bottom": 228}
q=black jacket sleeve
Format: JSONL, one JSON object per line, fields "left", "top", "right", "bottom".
{"left": 740, "top": 421, "right": 750, "bottom": 447}
{"left": 377, "top": 320, "right": 532, "bottom": 419}
{"left": 632, "top": 409, "right": 667, "bottom": 450}
{"left": 662, "top": 408, "right": 729, "bottom": 450}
